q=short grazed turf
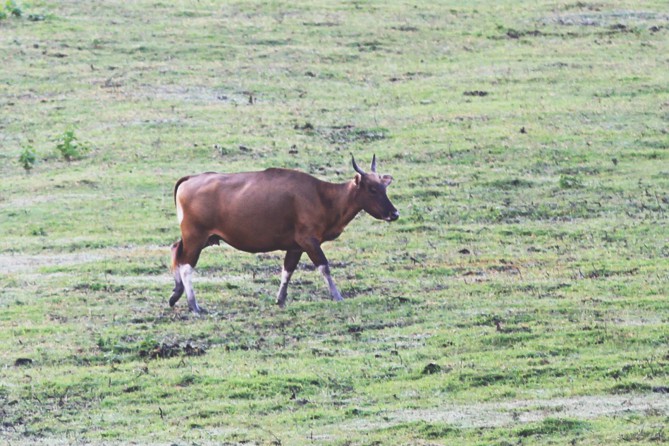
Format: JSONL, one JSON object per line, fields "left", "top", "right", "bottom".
{"left": 1, "top": 1, "right": 667, "bottom": 444}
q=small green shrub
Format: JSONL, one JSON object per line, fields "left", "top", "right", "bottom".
{"left": 56, "top": 129, "right": 90, "bottom": 161}
{"left": 18, "top": 146, "right": 36, "bottom": 172}
{"left": 1, "top": 0, "right": 22, "bottom": 18}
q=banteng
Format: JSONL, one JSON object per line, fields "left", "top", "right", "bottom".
{"left": 169, "top": 155, "right": 399, "bottom": 313}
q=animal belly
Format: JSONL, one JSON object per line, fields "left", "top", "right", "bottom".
{"left": 205, "top": 184, "right": 299, "bottom": 253}
{"left": 214, "top": 221, "right": 297, "bottom": 253}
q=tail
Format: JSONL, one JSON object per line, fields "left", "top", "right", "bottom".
{"left": 170, "top": 239, "right": 183, "bottom": 273}
{"left": 173, "top": 175, "right": 191, "bottom": 205}
{"left": 171, "top": 176, "right": 190, "bottom": 271}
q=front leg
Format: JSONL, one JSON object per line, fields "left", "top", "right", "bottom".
{"left": 276, "top": 250, "right": 303, "bottom": 308}
{"left": 299, "top": 238, "right": 343, "bottom": 302}
{"left": 318, "top": 263, "right": 343, "bottom": 302}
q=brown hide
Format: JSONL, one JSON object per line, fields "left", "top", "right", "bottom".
{"left": 176, "top": 169, "right": 362, "bottom": 254}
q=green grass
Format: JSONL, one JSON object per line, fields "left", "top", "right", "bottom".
{"left": 1, "top": 0, "right": 668, "bottom": 444}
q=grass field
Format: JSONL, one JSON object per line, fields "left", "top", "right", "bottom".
{"left": 1, "top": 0, "right": 668, "bottom": 444}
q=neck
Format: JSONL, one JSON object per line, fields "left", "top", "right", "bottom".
{"left": 337, "top": 180, "right": 363, "bottom": 226}
{"left": 319, "top": 180, "right": 362, "bottom": 239}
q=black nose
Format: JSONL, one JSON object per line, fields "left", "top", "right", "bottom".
{"left": 388, "top": 210, "right": 399, "bottom": 221}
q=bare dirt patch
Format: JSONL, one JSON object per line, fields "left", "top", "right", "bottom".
{"left": 329, "top": 393, "right": 668, "bottom": 436}
{"left": 0, "top": 246, "right": 165, "bottom": 276}
{"left": 391, "top": 394, "right": 668, "bottom": 428}
{"left": 0, "top": 252, "right": 103, "bottom": 274}
{"left": 544, "top": 10, "right": 669, "bottom": 28}
{"left": 131, "top": 85, "right": 252, "bottom": 104}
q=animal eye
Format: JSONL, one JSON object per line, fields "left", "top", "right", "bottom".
{"left": 369, "top": 186, "right": 377, "bottom": 194}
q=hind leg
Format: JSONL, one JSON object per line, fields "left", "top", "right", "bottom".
{"left": 169, "top": 241, "right": 185, "bottom": 306}
{"left": 276, "top": 250, "right": 302, "bottom": 308}
{"left": 172, "top": 233, "right": 209, "bottom": 314}
{"left": 169, "top": 276, "right": 185, "bottom": 307}
{"left": 179, "top": 264, "right": 203, "bottom": 314}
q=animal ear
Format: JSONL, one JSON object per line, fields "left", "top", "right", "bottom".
{"left": 381, "top": 175, "right": 393, "bottom": 186}
{"left": 354, "top": 173, "right": 362, "bottom": 186}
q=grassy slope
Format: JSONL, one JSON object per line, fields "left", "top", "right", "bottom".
{"left": 1, "top": 0, "right": 668, "bottom": 444}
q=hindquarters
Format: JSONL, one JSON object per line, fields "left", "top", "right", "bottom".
{"left": 176, "top": 171, "right": 304, "bottom": 253}
{"left": 169, "top": 174, "right": 223, "bottom": 313}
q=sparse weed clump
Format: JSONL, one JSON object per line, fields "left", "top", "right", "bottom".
{"left": 559, "top": 174, "right": 584, "bottom": 189}
{"left": 55, "top": 129, "right": 90, "bottom": 161}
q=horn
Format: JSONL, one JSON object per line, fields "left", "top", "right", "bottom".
{"left": 351, "top": 154, "right": 366, "bottom": 175}
{"left": 370, "top": 154, "right": 377, "bottom": 172}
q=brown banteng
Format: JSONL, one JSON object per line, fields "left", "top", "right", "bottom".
{"left": 169, "top": 155, "right": 399, "bottom": 313}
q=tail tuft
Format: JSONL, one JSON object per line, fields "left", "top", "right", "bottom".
{"left": 170, "top": 240, "right": 183, "bottom": 272}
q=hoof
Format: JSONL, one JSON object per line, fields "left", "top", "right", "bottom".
{"left": 276, "top": 290, "right": 287, "bottom": 308}
{"left": 169, "top": 285, "right": 184, "bottom": 307}
{"left": 190, "top": 305, "right": 207, "bottom": 315}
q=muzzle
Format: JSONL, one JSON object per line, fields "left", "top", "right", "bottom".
{"left": 385, "top": 210, "right": 399, "bottom": 222}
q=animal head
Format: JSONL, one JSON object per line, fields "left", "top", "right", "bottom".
{"left": 351, "top": 154, "right": 399, "bottom": 222}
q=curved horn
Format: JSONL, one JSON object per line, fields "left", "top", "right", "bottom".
{"left": 370, "top": 154, "right": 377, "bottom": 172}
{"left": 351, "top": 154, "right": 366, "bottom": 175}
